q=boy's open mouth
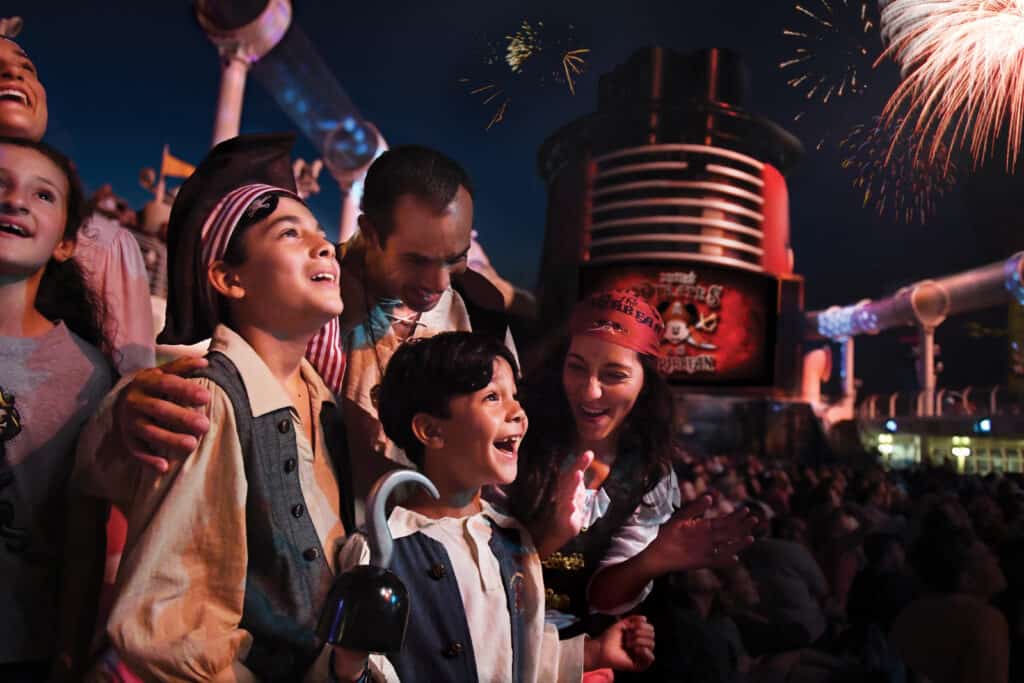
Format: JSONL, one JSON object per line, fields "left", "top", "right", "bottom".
{"left": 0, "top": 222, "right": 29, "bottom": 238}
{"left": 493, "top": 435, "right": 521, "bottom": 454}
{"left": 310, "top": 271, "right": 337, "bottom": 282}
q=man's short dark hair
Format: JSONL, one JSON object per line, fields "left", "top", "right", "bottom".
{"left": 378, "top": 332, "right": 518, "bottom": 469}
{"left": 360, "top": 145, "right": 473, "bottom": 245}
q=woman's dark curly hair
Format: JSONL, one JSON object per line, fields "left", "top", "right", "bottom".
{"left": 0, "top": 136, "right": 113, "bottom": 362}
{"left": 508, "top": 337, "right": 675, "bottom": 525}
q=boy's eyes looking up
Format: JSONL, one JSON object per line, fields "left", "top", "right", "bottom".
{"left": 484, "top": 390, "right": 517, "bottom": 403}
{"left": 481, "top": 386, "right": 519, "bottom": 405}
{"left": 263, "top": 218, "right": 326, "bottom": 241}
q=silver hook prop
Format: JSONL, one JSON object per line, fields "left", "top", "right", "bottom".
{"left": 366, "top": 469, "right": 439, "bottom": 568}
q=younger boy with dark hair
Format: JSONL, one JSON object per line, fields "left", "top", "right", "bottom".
{"left": 332, "top": 331, "right": 655, "bottom": 683}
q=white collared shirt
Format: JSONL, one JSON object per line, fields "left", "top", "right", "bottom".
{"left": 338, "top": 500, "right": 585, "bottom": 683}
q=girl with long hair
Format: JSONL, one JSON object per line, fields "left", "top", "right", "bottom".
{"left": 0, "top": 136, "right": 114, "bottom": 681}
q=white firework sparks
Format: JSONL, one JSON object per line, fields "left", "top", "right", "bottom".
{"left": 880, "top": 0, "right": 1024, "bottom": 170}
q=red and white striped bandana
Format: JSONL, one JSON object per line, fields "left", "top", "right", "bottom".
{"left": 199, "top": 183, "right": 296, "bottom": 315}
{"left": 199, "top": 182, "right": 346, "bottom": 394}
{"left": 305, "top": 316, "right": 346, "bottom": 395}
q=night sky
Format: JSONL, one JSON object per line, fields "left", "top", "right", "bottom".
{"left": 10, "top": 0, "right": 1022, "bottom": 394}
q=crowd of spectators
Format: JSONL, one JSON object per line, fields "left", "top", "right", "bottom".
{"left": 635, "top": 449, "right": 1024, "bottom": 682}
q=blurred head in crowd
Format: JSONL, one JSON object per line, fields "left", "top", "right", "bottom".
{"left": 911, "top": 511, "right": 1006, "bottom": 599}
{"left": 718, "top": 563, "right": 760, "bottom": 610}
{"left": 863, "top": 532, "right": 906, "bottom": 573}
{"left": 773, "top": 515, "right": 808, "bottom": 546}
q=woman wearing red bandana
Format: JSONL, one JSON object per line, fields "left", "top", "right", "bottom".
{"left": 504, "top": 290, "right": 756, "bottom": 678}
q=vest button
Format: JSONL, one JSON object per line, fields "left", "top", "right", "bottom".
{"left": 284, "top": 458, "right": 297, "bottom": 473}
{"left": 292, "top": 504, "right": 305, "bottom": 518}
{"left": 278, "top": 419, "right": 291, "bottom": 434}
{"left": 442, "top": 641, "right": 464, "bottom": 658}
{"left": 428, "top": 563, "right": 447, "bottom": 580}
{"left": 302, "top": 547, "right": 320, "bottom": 561}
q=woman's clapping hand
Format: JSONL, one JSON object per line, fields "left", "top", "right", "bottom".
{"left": 646, "top": 495, "right": 757, "bottom": 573}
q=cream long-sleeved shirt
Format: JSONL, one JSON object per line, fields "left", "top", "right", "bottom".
{"left": 80, "top": 325, "right": 345, "bottom": 682}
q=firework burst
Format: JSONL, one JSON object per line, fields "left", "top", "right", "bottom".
{"left": 880, "top": 0, "right": 1024, "bottom": 170}
{"left": 506, "top": 20, "right": 541, "bottom": 73}
{"left": 780, "top": 0, "right": 881, "bottom": 105}
{"left": 840, "top": 115, "right": 959, "bottom": 224}
{"left": 562, "top": 48, "right": 589, "bottom": 96}
{"left": 456, "top": 79, "right": 510, "bottom": 130}
{"left": 458, "top": 20, "right": 589, "bottom": 130}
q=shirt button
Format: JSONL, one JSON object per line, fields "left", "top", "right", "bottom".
{"left": 292, "top": 504, "right": 305, "bottom": 518}
{"left": 283, "top": 458, "right": 297, "bottom": 473}
{"left": 428, "top": 563, "right": 447, "bottom": 580}
{"left": 442, "top": 641, "right": 464, "bottom": 658}
{"left": 302, "top": 547, "right": 320, "bottom": 561}
{"left": 278, "top": 419, "right": 291, "bottom": 434}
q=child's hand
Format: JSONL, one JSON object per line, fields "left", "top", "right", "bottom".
{"left": 555, "top": 450, "right": 594, "bottom": 536}
{"left": 584, "top": 615, "right": 656, "bottom": 672}
{"left": 331, "top": 645, "right": 369, "bottom": 682}
{"left": 535, "top": 451, "right": 594, "bottom": 557}
{"left": 620, "top": 616, "right": 656, "bottom": 671}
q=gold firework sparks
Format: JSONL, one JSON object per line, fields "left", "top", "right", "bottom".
{"left": 840, "top": 115, "right": 958, "bottom": 224}
{"left": 506, "top": 20, "right": 541, "bottom": 73}
{"left": 778, "top": 0, "right": 884, "bottom": 152}
{"left": 458, "top": 77, "right": 512, "bottom": 130}
{"left": 459, "top": 20, "right": 589, "bottom": 130}
{"left": 487, "top": 99, "right": 510, "bottom": 130}
{"left": 465, "top": 80, "right": 505, "bottom": 105}
{"left": 562, "top": 48, "right": 590, "bottom": 96}
{"left": 880, "top": 0, "right": 1024, "bottom": 171}
{"left": 780, "top": 0, "right": 881, "bottom": 147}
{"left": 780, "top": 0, "right": 878, "bottom": 102}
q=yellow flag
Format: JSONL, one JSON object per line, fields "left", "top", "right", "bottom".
{"left": 161, "top": 146, "right": 195, "bottom": 179}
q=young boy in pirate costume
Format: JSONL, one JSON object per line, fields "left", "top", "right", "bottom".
{"left": 331, "top": 332, "right": 656, "bottom": 683}
{"left": 83, "top": 133, "right": 356, "bottom": 682}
